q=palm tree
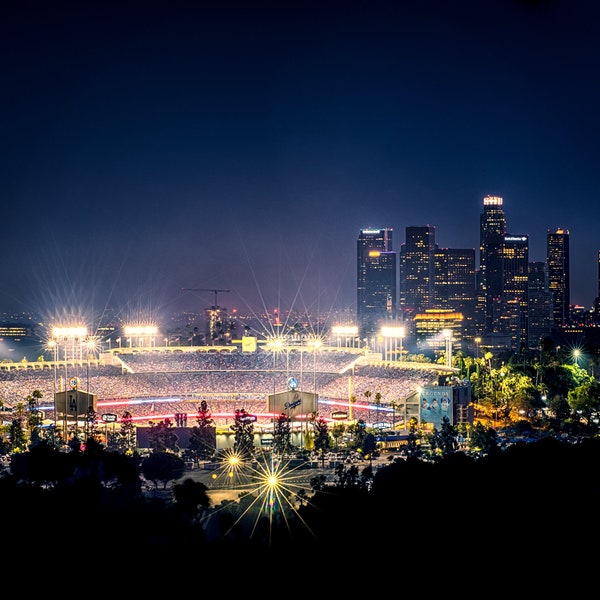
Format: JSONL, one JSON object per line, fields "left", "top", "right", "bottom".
{"left": 374, "top": 392, "right": 382, "bottom": 428}
{"left": 364, "top": 390, "right": 372, "bottom": 426}
{"left": 389, "top": 400, "right": 398, "bottom": 430}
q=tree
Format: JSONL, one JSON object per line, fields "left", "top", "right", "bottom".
{"left": 568, "top": 380, "right": 600, "bottom": 429}
{"left": 8, "top": 403, "right": 27, "bottom": 453}
{"left": 312, "top": 415, "right": 331, "bottom": 467}
{"left": 173, "top": 477, "right": 211, "bottom": 516}
{"left": 404, "top": 417, "right": 423, "bottom": 460}
{"left": 427, "top": 416, "right": 459, "bottom": 458}
{"left": 84, "top": 406, "right": 103, "bottom": 445}
{"left": 331, "top": 423, "right": 346, "bottom": 449}
{"left": 347, "top": 418, "right": 367, "bottom": 452}
{"left": 148, "top": 418, "right": 179, "bottom": 453}
{"left": 547, "top": 395, "right": 571, "bottom": 424}
{"left": 25, "top": 390, "right": 44, "bottom": 448}
{"left": 389, "top": 400, "right": 399, "bottom": 429}
{"left": 141, "top": 451, "right": 186, "bottom": 490}
{"left": 362, "top": 432, "right": 378, "bottom": 465}
{"left": 374, "top": 391, "right": 382, "bottom": 427}
{"left": 468, "top": 421, "right": 499, "bottom": 456}
{"left": 109, "top": 410, "right": 137, "bottom": 454}
{"left": 188, "top": 400, "right": 216, "bottom": 462}
{"left": 273, "top": 412, "right": 292, "bottom": 455}
{"left": 231, "top": 408, "right": 255, "bottom": 459}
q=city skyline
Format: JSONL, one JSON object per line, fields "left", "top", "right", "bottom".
{"left": 3, "top": 2, "right": 600, "bottom": 321}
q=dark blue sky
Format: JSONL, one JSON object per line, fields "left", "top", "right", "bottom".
{"left": 2, "top": 0, "right": 599, "bottom": 327}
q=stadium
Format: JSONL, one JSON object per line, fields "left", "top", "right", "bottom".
{"left": 0, "top": 338, "right": 452, "bottom": 446}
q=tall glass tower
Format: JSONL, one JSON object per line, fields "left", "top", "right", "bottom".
{"left": 433, "top": 247, "right": 476, "bottom": 338}
{"left": 502, "top": 234, "right": 529, "bottom": 350}
{"left": 547, "top": 228, "right": 570, "bottom": 327}
{"left": 528, "top": 261, "right": 553, "bottom": 348}
{"left": 357, "top": 228, "right": 396, "bottom": 341}
{"left": 479, "top": 195, "right": 507, "bottom": 333}
{"left": 399, "top": 225, "right": 436, "bottom": 318}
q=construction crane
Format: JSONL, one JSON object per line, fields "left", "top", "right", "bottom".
{"left": 182, "top": 288, "right": 230, "bottom": 307}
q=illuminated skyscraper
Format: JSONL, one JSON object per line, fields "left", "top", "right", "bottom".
{"left": 594, "top": 250, "right": 600, "bottom": 325}
{"left": 357, "top": 228, "right": 396, "bottom": 341}
{"left": 479, "top": 195, "right": 507, "bottom": 333}
{"left": 528, "top": 261, "right": 553, "bottom": 347}
{"left": 501, "top": 234, "right": 529, "bottom": 350}
{"left": 433, "top": 246, "right": 477, "bottom": 338}
{"left": 547, "top": 228, "right": 570, "bottom": 327}
{"left": 399, "top": 225, "right": 436, "bottom": 319}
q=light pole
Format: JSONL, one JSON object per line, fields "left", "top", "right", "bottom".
{"left": 47, "top": 339, "right": 58, "bottom": 427}
{"left": 442, "top": 329, "right": 453, "bottom": 369}
{"left": 381, "top": 325, "right": 404, "bottom": 362}
{"left": 308, "top": 336, "right": 321, "bottom": 395}
{"left": 52, "top": 325, "right": 88, "bottom": 443}
{"left": 348, "top": 363, "right": 355, "bottom": 421}
{"left": 475, "top": 337, "right": 481, "bottom": 360}
{"left": 84, "top": 337, "right": 97, "bottom": 393}
{"left": 399, "top": 329, "right": 404, "bottom": 361}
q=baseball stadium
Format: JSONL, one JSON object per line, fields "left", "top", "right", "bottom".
{"left": 0, "top": 334, "right": 453, "bottom": 443}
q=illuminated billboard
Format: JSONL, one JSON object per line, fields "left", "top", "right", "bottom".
{"left": 419, "top": 386, "right": 453, "bottom": 427}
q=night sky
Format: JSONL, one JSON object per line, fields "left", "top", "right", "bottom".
{"left": 2, "top": 0, "right": 599, "bottom": 328}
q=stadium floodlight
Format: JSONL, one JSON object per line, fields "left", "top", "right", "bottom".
{"left": 124, "top": 325, "right": 158, "bottom": 336}
{"left": 266, "top": 336, "right": 285, "bottom": 352}
{"left": 124, "top": 325, "right": 158, "bottom": 348}
{"left": 331, "top": 325, "right": 358, "bottom": 336}
{"left": 51, "top": 326, "right": 88, "bottom": 362}
{"left": 380, "top": 326, "right": 405, "bottom": 361}
{"left": 52, "top": 326, "right": 88, "bottom": 339}
{"left": 331, "top": 325, "right": 360, "bottom": 349}
{"left": 381, "top": 326, "right": 405, "bottom": 338}
{"left": 306, "top": 336, "right": 323, "bottom": 350}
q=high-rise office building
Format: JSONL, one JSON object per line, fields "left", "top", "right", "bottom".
{"left": 433, "top": 247, "right": 476, "bottom": 338}
{"left": 502, "top": 235, "right": 529, "bottom": 350}
{"left": 594, "top": 250, "right": 600, "bottom": 325}
{"left": 547, "top": 228, "right": 570, "bottom": 327}
{"left": 528, "top": 261, "right": 553, "bottom": 347}
{"left": 399, "top": 225, "right": 436, "bottom": 320}
{"left": 479, "top": 195, "right": 507, "bottom": 333}
{"left": 357, "top": 228, "right": 397, "bottom": 341}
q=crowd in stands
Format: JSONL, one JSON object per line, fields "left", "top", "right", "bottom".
{"left": 0, "top": 349, "right": 439, "bottom": 427}
{"left": 121, "top": 348, "right": 359, "bottom": 373}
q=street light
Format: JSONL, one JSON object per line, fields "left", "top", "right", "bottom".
{"left": 474, "top": 337, "right": 481, "bottom": 360}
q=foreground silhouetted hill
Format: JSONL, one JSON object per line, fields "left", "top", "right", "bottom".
{"left": 3, "top": 436, "right": 599, "bottom": 578}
